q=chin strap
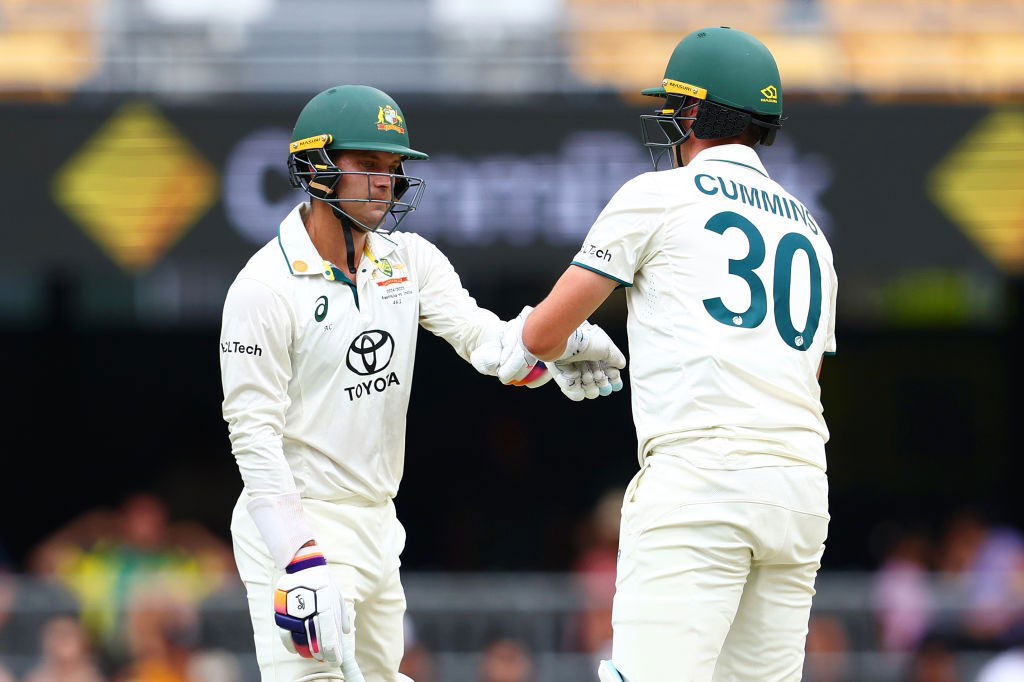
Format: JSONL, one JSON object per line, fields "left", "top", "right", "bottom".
{"left": 330, "top": 206, "right": 363, "bottom": 276}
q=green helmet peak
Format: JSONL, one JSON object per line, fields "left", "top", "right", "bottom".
{"left": 641, "top": 27, "right": 783, "bottom": 119}
{"left": 290, "top": 85, "right": 428, "bottom": 160}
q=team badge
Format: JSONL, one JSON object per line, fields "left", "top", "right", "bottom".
{"left": 378, "top": 258, "right": 394, "bottom": 277}
{"left": 376, "top": 106, "right": 405, "bottom": 133}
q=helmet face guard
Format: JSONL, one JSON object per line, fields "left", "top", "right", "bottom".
{"left": 640, "top": 95, "right": 698, "bottom": 170}
{"left": 288, "top": 147, "right": 426, "bottom": 234}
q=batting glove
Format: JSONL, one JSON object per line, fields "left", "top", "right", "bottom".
{"left": 474, "top": 309, "right": 552, "bottom": 388}
{"left": 557, "top": 320, "right": 627, "bottom": 367}
{"left": 494, "top": 309, "right": 626, "bottom": 400}
{"left": 273, "top": 544, "right": 353, "bottom": 664}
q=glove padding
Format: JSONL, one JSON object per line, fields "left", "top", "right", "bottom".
{"left": 549, "top": 320, "right": 627, "bottom": 400}
{"left": 549, "top": 359, "right": 624, "bottom": 401}
{"left": 557, "top": 320, "right": 627, "bottom": 367}
{"left": 273, "top": 546, "right": 353, "bottom": 664}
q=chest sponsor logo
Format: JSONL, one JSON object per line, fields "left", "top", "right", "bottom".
{"left": 376, "top": 276, "right": 409, "bottom": 287}
{"left": 221, "top": 340, "right": 262, "bottom": 356}
{"left": 345, "top": 329, "right": 395, "bottom": 376}
{"left": 345, "top": 372, "right": 401, "bottom": 401}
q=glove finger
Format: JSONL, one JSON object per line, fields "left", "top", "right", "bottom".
{"left": 289, "top": 628, "right": 313, "bottom": 659}
{"left": 582, "top": 363, "right": 600, "bottom": 400}
{"left": 279, "top": 627, "right": 299, "bottom": 655}
{"left": 470, "top": 343, "right": 501, "bottom": 376}
{"left": 605, "top": 343, "right": 627, "bottom": 369}
{"left": 552, "top": 364, "right": 585, "bottom": 401}
{"left": 307, "top": 613, "right": 327, "bottom": 662}
{"left": 498, "top": 355, "right": 533, "bottom": 384}
{"left": 591, "top": 362, "right": 613, "bottom": 397}
{"left": 605, "top": 365, "right": 624, "bottom": 392}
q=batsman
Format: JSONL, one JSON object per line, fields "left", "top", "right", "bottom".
{"left": 219, "top": 85, "right": 626, "bottom": 682}
{"left": 497, "top": 28, "right": 839, "bottom": 681}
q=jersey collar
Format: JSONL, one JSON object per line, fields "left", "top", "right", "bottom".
{"left": 277, "top": 203, "right": 325, "bottom": 277}
{"left": 689, "top": 144, "right": 770, "bottom": 179}
{"left": 277, "top": 202, "right": 400, "bottom": 280}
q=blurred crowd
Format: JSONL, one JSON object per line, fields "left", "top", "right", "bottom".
{"left": 3, "top": 493, "right": 1024, "bottom": 681}
{"left": 805, "top": 510, "right": 1024, "bottom": 682}
{"left": 0, "top": 493, "right": 238, "bottom": 682}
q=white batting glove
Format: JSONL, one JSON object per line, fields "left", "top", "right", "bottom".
{"left": 557, "top": 320, "right": 627, "bottom": 367}
{"left": 494, "top": 309, "right": 626, "bottom": 400}
{"left": 273, "top": 544, "right": 353, "bottom": 664}
{"left": 489, "top": 308, "right": 553, "bottom": 388}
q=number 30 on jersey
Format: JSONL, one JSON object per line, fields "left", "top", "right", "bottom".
{"left": 702, "top": 211, "right": 822, "bottom": 352}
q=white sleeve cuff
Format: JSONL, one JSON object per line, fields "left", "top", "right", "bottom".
{"left": 246, "top": 492, "right": 316, "bottom": 569}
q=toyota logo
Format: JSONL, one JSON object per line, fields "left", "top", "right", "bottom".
{"left": 346, "top": 330, "right": 395, "bottom": 376}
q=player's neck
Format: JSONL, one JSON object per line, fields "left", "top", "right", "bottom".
{"left": 304, "top": 204, "right": 366, "bottom": 274}
{"left": 680, "top": 137, "right": 749, "bottom": 166}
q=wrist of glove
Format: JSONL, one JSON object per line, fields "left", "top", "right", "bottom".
{"left": 480, "top": 308, "right": 625, "bottom": 400}
{"left": 273, "top": 543, "right": 353, "bottom": 663}
{"left": 473, "top": 308, "right": 552, "bottom": 389}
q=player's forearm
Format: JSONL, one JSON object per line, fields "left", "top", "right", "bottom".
{"left": 522, "top": 307, "right": 569, "bottom": 361}
{"left": 523, "top": 267, "right": 618, "bottom": 361}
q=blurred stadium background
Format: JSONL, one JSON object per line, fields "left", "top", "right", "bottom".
{"left": 2, "top": 0, "right": 1024, "bottom": 680}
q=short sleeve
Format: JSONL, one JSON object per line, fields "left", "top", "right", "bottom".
{"left": 571, "top": 173, "right": 664, "bottom": 287}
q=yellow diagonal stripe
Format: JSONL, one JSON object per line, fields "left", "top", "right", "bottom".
{"left": 53, "top": 101, "right": 218, "bottom": 272}
{"left": 929, "top": 109, "right": 1024, "bottom": 274}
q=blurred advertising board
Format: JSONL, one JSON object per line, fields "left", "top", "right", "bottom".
{"left": 2, "top": 97, "right": 1019, "bottom": 326}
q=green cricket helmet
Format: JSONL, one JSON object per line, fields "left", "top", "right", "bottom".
{"left": 640, "top": 27, "right": 783, "bottom": 168}
{"left": 287, "top": 85, "right": 428, "bottom": 234}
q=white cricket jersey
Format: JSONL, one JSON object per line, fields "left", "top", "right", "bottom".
{"left": 220, "top": 202, "right": 501, "bottom": 504}
{"left": 572, "top": 144, "right": 838, "bottom": 470}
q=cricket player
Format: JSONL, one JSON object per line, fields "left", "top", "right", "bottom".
{"left": 497, "top": 28, "right": 838, "bottom": 681}
{"left": 219, "top": 85, "right": 625, "bottom": 682}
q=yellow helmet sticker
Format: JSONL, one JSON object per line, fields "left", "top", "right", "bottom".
{"left": 289, "top": 134, "right": 333, "bottom": 153}
{"left": 662, "top": 79, "right": 707, "bottom": 99}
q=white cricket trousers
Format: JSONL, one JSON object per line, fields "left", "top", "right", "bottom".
{"left": 611, "top": 449, "right": 829, "bottom": 682}
{"left": 231, "top": 491, "right": 407, "bottom": 682}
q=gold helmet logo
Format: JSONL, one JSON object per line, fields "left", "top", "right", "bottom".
{"left": 376, "top": 105, "right": 406, "bottom": 133}
{"left": 760, "top": 85, "right": 779, "bottom": 104}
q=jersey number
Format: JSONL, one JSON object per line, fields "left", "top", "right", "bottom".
{"left": 701, "top": 211, "right": 822, "bottom": 351}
